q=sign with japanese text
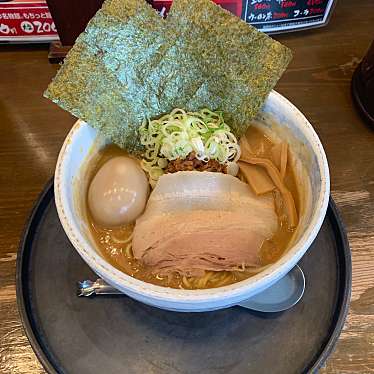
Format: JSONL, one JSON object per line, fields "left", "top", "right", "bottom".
{"left": 244, "top": 0, "right": 335, "bottom": 33}
{"left": 0, "top": 1, "right": 58, "bottom": 42}
{"left": 152, "top": 0, "right": 243, "bottom": 17}
{"left": 151, "top": 0, "right": 336, "bottom": 33}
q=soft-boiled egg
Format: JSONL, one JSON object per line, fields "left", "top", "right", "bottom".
{"left": 88, "top": 156, "right": 149, "bottom": 227}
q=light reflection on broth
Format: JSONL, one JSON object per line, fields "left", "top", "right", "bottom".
{"left": 86, "top": 126, "right": 300, "bottom": 289}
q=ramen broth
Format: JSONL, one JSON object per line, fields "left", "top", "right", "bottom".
{"left": 86, "top": 126, "right": 300, "bottom": 289}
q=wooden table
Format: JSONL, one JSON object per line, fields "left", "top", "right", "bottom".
{"left": 1, "top": 0, "right": 374, "bottom": 372}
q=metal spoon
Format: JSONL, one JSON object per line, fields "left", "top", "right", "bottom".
{"left": 237, "top": 265, "right": 305, "bottom": 312}
{"left": 77, "top": 265, "right": 305, "bottom": 313}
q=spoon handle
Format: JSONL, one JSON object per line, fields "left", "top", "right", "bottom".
{"left": 77, "top": 279, "right": 122, "bottom": 296}
{"left": 77, "top": 265, "right": 305, "bottom": 313}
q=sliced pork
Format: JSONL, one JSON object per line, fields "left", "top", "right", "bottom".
{"left": 132, "top": 171, "right": 278, "bottom": 276}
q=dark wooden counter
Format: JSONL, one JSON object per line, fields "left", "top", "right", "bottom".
{"left": 1, "top": 0, "right": 374, "bottom": 372}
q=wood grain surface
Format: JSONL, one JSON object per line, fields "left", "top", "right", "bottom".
{"left": 1, "top": 0, "right": 374, "bottom": 372}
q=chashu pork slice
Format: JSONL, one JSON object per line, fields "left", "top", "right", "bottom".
{"left": 132, "top": 171, "right": 278, "bottom": 276}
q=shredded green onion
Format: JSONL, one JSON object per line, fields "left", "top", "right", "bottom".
{"left": 140, "top": 108, "right": 241, "bottom": 185}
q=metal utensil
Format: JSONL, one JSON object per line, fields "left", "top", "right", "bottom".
{"left": 77, "top": 278, "right": 123, "bottom": 297}
{"left": 77, "top": 265, "right": 305, "bottom": 313}
{"left": 237, "top": 265, "right": 305, "bottom": 312}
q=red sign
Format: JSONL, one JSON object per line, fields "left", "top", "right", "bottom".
{"left": 0, "top": 1, "right": 59, "bottom": 42}
{"left": 152, "top": 0, "right": 243, "bottom": 18}
{"left": 151, "top": 0, "right": 335, "bottom": 34}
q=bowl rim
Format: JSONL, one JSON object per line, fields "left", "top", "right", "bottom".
{"left": 54, "top": 90, "right": 330, "bottom": 304}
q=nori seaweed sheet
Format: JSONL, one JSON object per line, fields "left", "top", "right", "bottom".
{"left": 45, "top": 0, "right": 171, "bottom": 153}
{"left": 44, "top": 0, "right": 292, "bottom": 152}
{"left": 167, "top": 0, "right": 292, "bottom": 136}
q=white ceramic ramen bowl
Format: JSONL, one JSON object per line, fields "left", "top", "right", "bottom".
{"left": 55, "top": 90, "right": 330, "bottom": 312}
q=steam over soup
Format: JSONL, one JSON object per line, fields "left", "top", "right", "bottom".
{"left": 85, "top": 114, "right": 300, "bottom": 290}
